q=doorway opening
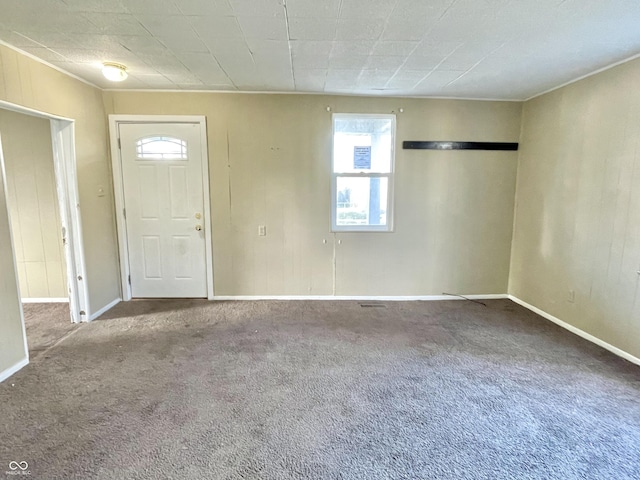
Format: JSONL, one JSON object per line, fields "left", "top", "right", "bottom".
{"left": 0, "top": 100, "right": 89, "bottom": 342}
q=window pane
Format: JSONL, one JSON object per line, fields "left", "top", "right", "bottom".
{"left": 333, "top": 117, "right": 393, "bottom": 173}
{"left": 136, "top": 136, "right": 187, "bottom": 160}
{"left": 336, "top": 176, "right": 388, "bottom": 227}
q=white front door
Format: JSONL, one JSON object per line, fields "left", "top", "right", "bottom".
{"left": 118, "top": 122, "right": 207, "bottom": 298}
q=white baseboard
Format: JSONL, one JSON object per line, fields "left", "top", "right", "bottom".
{"left": 0, "top": 356, "right": 29, "bottom": 383}
{"left": 212, "top": 294, "right": 509, "bottom": 301}
{"left": 22, "top": 297, "right": 69, "bottom": 303}
{"left": 89, "top": 298, "right": 121, "bottom": 321}
{"left": 508, "top": 295, "right": 640, "bottom": 367}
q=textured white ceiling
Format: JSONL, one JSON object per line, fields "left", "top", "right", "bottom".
{"left": 1, "top": 0, "right": 639, "bottom": 99}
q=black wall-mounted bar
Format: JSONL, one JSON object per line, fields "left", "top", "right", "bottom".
{"left": 403, "top": 141, "right": 519, "bottom": 151}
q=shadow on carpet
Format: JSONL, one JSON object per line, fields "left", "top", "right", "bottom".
{"left": 1, "top": 299, "right": 639, "bottom": 479}
{"left": 22, "top": 302, "right": 79, "bottom": 355}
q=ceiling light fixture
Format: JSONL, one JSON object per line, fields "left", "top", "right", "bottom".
{"left": 102, "top": 62, "right": 128, "bottom": 82}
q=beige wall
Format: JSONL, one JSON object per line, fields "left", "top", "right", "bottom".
{"left": 0, "top": 110, "right": 67, "bottom": 298}
{"left": 0, "top": 147, "right": 27, "bottom": 374}
{"left": 104, "top": 92, "right": 521, "bottom": 296}
{"left": 2, "top": 35, "right": 636, "bottom": 373}
{"left": 510, "top": 58, "right": 640, "bottom": 358}
{"left": 0, "top": 44, "right": 119, "bottom": 313}
{"left": 0, "top": 44, "right": 118, "bottom": 376}
{"left": 0, "top": 38, "right": 637, "bottom": 375}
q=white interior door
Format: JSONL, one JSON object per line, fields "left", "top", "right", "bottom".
{"left": 118, "top": 122, "right": 207, "bottom": 298}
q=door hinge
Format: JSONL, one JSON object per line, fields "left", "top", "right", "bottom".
{"left": 128, "top": 275, "right": 131, "bottom": 285}
{"left": 117, "top": 137, "right": 121, "bottom": 149}
{"left": 123, "top": 208, "right": 126, "bottom": 219}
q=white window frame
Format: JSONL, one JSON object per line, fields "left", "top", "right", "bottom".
{"left": 331, "top": 113, "right": 396, "bottom": 232}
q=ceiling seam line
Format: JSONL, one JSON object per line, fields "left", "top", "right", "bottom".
{"left": 443, "top": 41, "right": 508, "bottom": 88}
{"left": 282, "top": 0, "right": 296, "bottom": 90}
{"left": 383, "top": 7, "right": 446, "bottom": 89}
{"left": 187, "top": 18, "right": 237, "bottom": 89}
{"left": 409, "top": 43, "right": 464, "bottom": 91}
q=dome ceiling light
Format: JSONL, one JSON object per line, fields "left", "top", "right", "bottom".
{"left": 102, "top": 62, "right": 128, "bottom": 82}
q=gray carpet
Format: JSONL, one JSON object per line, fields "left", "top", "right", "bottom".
{"left": 1, "top": 299, "right": 639, "bottom": 479}
{"left": 22, "top": 302, "right": 78, "bottom": 355}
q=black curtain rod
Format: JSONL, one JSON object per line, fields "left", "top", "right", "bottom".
{"left": 403, "top": 141, "right": 518, "bottom": 151}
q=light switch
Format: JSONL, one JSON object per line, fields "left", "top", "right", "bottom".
{"left": 258, "top": 225, "right": 266, "bottom": 236}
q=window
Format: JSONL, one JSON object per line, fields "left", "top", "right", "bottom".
{"left": 332, "top": 114, "right": 395, "bottom": 231}
{"left": 136, "top": 136, "right": 187, "bottom": 160}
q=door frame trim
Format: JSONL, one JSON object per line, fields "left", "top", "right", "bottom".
{"left": 0, "top": 100, "right": 89, "bottom": 324}
{"left": 108, "top": 115, "right": 214, "bottom": 300}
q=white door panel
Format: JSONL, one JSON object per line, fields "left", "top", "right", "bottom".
{"left": 118, "top": 122, "right": 207, "bottom": 298}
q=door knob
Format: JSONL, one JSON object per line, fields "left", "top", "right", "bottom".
{"left": 195, "top": 225, "right": 202, "bottom": 231}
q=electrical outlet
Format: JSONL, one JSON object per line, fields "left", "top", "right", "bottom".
{"left": 568, "top": 290, "right": 575, "bottom": 303}
{"left": 258, "top": 225, "right": 266, "bottom": 236}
